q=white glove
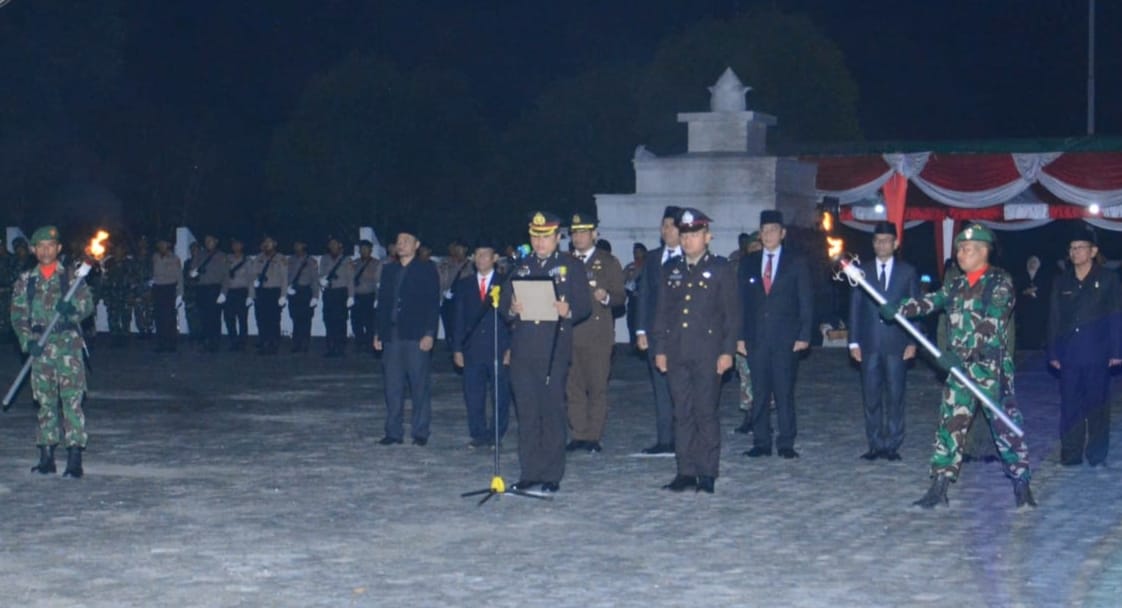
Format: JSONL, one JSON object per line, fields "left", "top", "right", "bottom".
{"left": 216, "top": 293, "right": 227, "bottom": 304}
{"left": 146, "top": 280, "right": 155, "bottom": 287}
{"left": 175, "top": 295, "right": 183, "bottom": 308}
{"left": 309, "top": 298, "right": 319, "bottom": 308}
{"left": 319, "top": 278, "right": 329, "bottom": 288}
{"left": 287, "top": 287, "right": 296, "bottom": 296}
{"left": 253, "top": 280, "right": 261, "bottom": 289}
{"left": 346, "top": 297, "right": 355, "bottom": 308}
{"left": 443, "top": 289, "right": 454, "bottom": 300}
{"left": 246, "top": 297, "right": 254, "bottom": 307}
{"left": 278, "top": 296, "right": 287, "bottom": 308}
{"left": 189, "top": 269, "right": 200, "bottom": 279}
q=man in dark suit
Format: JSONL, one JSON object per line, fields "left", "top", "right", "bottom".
{"left": 848, "top": 221, "right": 920, "bottom": 461}
{"left": 1015, "top": 254, "right": 1051, "bottom": 350}
{"left": 499, "top": 211, "right": 591, "bottom": 494}
{"left": 373, "top": 228, "right": 442, "bottom": 446}
{"left": 1047, "top": 225, "right": 1122, "bottom": 466}
{"left": 652, "top": 208, "right": 739, "bottom": 493}
{"left": 738, "top": 209, "right": 814, "bottom": 459}
{"left": 633, "top": 206, "right": 682, "bottom": 455}
{"left": 452, "top": 240, "right": 511, "bottom": 448}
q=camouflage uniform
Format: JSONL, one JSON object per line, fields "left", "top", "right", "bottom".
{"left": 898, "top": 266, "right": 1030, "bottom": 483}
{"left": 133, "top": 240, "right": 154, "bottom": 338}
{"left": 102, "top": 253, "right": 139, "bottom": 342}
{"left": 10, "top": 255, "right": 94, "bottom": 449}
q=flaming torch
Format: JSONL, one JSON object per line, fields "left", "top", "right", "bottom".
{"left": 3, "top": 231, "right": 110, "bottom": 410}
{"left": 831, "top": 252, "right": 1023, "bottom": 437}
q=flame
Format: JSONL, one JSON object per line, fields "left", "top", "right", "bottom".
{"left": 827, "top": 236, "right": 844, "bottom": 259}
{"left": 821, "top": 211, "right": 834, "bottom": 232}
{"left": 87, "top": 230, "right": 110, "bottom": 260}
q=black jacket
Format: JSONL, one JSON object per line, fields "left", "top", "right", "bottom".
{"left": 738, "top": 247, "right": 814, "bottom": 347}
{"left": 1047, "top": 263, "right": 1122, "bottom": 365}
{"left": 373, "top": 258, "right": 441, "bottom": 342}
{"left": 848, "top": 258, "right": 920, "bottom": 356}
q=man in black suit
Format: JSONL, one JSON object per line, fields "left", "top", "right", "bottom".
{"left": 848, "top": 222, "right": 921, "bottom": 461}
{"left": 373, "top": 228, "right": 442, "bottom": 446}
{"left": 738, "top": 209, "right": 814, "bottom": 459}
{"left": 452, "top": 241, "right": 511, "bottom": 448}
{"left": 633, "top": 206, "right": 682, "bottom": 455}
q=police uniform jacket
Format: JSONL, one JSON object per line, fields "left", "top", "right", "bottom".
{"left": 572, "top": 248, "right": 625, "bottom": 348}
{"left": 500, "top": 251, "right": 592, "bottom": 357}
{"left": 651, "top": 251, "right": 739, "bottom": 361}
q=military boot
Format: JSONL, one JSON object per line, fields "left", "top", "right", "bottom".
{"left": 1013, "top": 478, "right": 1037, "bottom": 508}
{"left": 31, "top": 445, "right": 56, "bottom": 474}
{"left": 62, "top": 447, "right": 83, "bottom": 479}
{"left": 913, "top": 476, "right": 950, "bottom": 508}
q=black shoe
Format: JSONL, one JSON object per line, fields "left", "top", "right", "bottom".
{"left": 412, "top": 437, "right": 428, "bottom": 446}
{"left": 586, "top": 442, "right": 602, "bottom": 454}
{"left": 565, "top": 440, "right": 586, "bottom": 452}
{"left": 641, "top": 443, "right": 675, "bottom": 455}
{"left": 467, "top": 438, "right": 492, "bottom": 449}
{"left": 734, "top": 415, "right": 753, "bottom": 434}
{"left": 662, "top": 475, "right": 697, "bottom": 492}
{"left": 778, "top": 448, "right": 799, "bottom": 459}
{"left": 981, "top": 455, "right": 999, "bottom": 464}
{"left": 744, "top": 446, "right": 771, "bottom": 458}
{"left": 31, "top": 445, "right": 56, "bottom": 475}
{"left": 696, "top": 476, "right": 715, "bottom": 494}
{"left": 1013, "top": 478, "right": 1037, "bottom": 508}
{"left": 510, "top": 480, "right": 539, "bottom": 492}
{"left": 377, "top": 437, "right": 403, "bottom": 446}
{"left": 881, "top": 450, "right": 902, "bottom": 462}
{"left": 961, "top": 452, "right": 977, "bottom": 463}
{"left": 539, "top": 482, "right": 560, "bottom": 493}
{"left": 913, "top": 476, "right": 951, "bottom": 508}
{"left": 1060, "top": 458, "right": 1083, "bottom": 466}
{"left": 860, "top": 449, "right": 880, "bottom": 461}
{"left": 62, "top": 446, "right": 83, "bottom": 479}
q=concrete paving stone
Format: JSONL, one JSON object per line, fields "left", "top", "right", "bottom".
{"left": 0, "top": 340, "right": 1119, "bottom": 607}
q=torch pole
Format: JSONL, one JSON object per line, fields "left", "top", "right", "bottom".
{"left": 837, "top": 258, "right": 1023, "bottom": 437}
{"left": 3, "top": 262, "right": 92, "bottom": 410}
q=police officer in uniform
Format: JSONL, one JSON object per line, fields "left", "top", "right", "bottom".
{"left": 252, "top": 236, "right": 287, "bottom": 355}
{"left": 652, "top": 208, "right": 739, "bottom": 493}
{"left": 190, "top": 234, "right": 226, "bottom": 352}
{"left": 319, "top": 236, "right": 354, "bottom": 357}
{"left": 286, "top": 239, "right": 320, "bottom": 353}
{"left": 219, "top": 237, "right": 254, "bottom": 351}
{"left": 500, "top": 212, "right": 591, "bottom": 494}
{"left": 151, "top": 237, "right": 183, "bottom": 353}
{"left": 351, "top": 240, "right": 382, "bottom": 355}
{"left": 565, "top": 212, "right": 625, "bottom": 453}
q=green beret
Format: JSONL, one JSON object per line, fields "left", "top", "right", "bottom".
{"left": 954, "top": 223, "right": 994, "bottom": 245}
{"left": 30, "top": 225, "right": 60, "bottom": 245}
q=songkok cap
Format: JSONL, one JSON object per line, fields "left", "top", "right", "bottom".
{"left": 954, "top": 223, "right": 995, "bottom": 245}
{"left": 662, "top": 206, "right": 682, "bottom": 221}
{"left": 470, "top": 238, "right": 499, "bottom": 253}
{"left": 872, "top": 221, "right": 898, "bottom": 236}
{"left": 675, "top": 207, "right": 712, "bottom": 233}
{"left": 1068, "top": 223, "right": 1098, "bottom": 246}
{"left": 30, "top": 226, "right": 60, "bottom": 245}
{"left": 393, "top": 222, "right": 421, "bottom": 242}
{"left": 569, "top": 212, "right": 598, "bottom": 232}
{"left": 760, "top": 210, "right": 784, "bottom": 227}
{"left": 528, "top": 211, "right": 562, "bottom": 237}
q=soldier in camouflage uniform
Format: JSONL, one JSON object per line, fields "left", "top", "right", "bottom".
{"left": 10, "top": 226, "right": 95, "bottom": 478}
{"left": 102, "top": 242, "right": 138, "bottom": 347}
{"left": 884, "top": 223, "right": 1034, "bottom": 508}
{"left": 133, "top": 236, "right": 155, "bottom": 339}
{"left": 0, "top": 235, "right": 16, "bottom": 344}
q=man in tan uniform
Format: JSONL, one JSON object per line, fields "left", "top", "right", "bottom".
{"left": 252, "top": 235, "right": 288, "bottom": 355}
{"left": 565, "top": 213, "right": 625, "bottom": 453}
{"left": 151, "top": 237, "right": 184, "bottom": 353}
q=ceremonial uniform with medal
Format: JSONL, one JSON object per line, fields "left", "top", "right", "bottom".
{"left": 499, "top": 211, "right": 591, "bottom": 494}
{"left": 652, "top": 208, "right": 739, "bottom": 494}
{"left": 565, "top": 212, "right": 626, "bottom": 453}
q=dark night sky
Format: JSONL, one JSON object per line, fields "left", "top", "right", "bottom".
{"left": 121, "top": 0, "right": 1121, "bottom": 141}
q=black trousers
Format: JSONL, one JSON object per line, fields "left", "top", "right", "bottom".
{"left": 749, "top": 340, "right": 799, "bottom": 451}
{"left": 197, "top": 284, "right": 222, "bottom": 349}
{"left": 382, "top": 339, "right": 433, "bottom": 441}
{"left": 1060, "top": 362, "right": 1112, "bottom": 464}
{"left": 860, "top": 351, "right": 908, "bottom": 452}
{"left": 646, "top": 349, "right": 675, "bottom": 446}
{"left": 351, "top": 292, "right": 376, "bottom": 350}
{"left": 152, "top": 283, "right": 178, "bottom": 350}
{"left": 223, "top": 287, "right": 249, "bottom": 347}
{"left": 510, "top": 355, "right": 569, "bottom": 484}
{"left": 322, "top": 287, "right": 348, "bottom": 353}
{"left": 254, "top": 287, "right": 281, "bottom": 348}
{"left": 666, "top": 354, "right": 722, "bottom": 477}
{"left": 288, "top": 286, "right": 313, "bottom": 350}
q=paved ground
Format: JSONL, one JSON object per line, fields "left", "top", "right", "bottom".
{"left": 0, "top": 337, "right": 1120, "bottom": 607}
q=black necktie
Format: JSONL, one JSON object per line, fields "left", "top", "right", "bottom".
{"left": 879, "top": 264, "right": 886, "bottom": 290}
